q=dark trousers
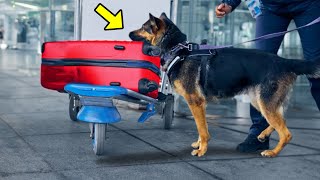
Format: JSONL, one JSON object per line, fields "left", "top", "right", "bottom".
{"left": 249, "top": 1, "right": 320, "bottom": 136}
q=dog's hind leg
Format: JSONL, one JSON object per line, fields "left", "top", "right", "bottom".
{"left": 249, "top": 89, "right": 274, "bottom": 142}
{"left": 257, "top": 101, "right": 291, "bottom": 157}
{"left": 256, "top": 77, "right": 295, "bottom": 157}
{"left": 258, "top": 105, "right": 285, "bottom": 142}
{"left": 257, "top": 126, "right": 274, "bottom": 142}
{"left": 174, "top": 80, "right": 210, "bottom": 157}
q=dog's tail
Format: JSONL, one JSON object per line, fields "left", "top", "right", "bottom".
{"left": 287, "top": 56, "right": 320, "bottom": 78}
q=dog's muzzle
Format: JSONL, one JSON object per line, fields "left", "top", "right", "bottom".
{"left": 129, "top": 32, "right": 146, "bottom": 42}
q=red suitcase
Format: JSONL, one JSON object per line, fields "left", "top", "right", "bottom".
{"left": 41, "top": 40, "right": 161, "bottom": 98}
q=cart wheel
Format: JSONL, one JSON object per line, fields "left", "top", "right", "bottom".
{"left": 69, "top": 94, "right": 80, "bottom": 121}
{"left": 163, "top": 94, "right": 174, "bottom": 130}
{"left": 92, "top": 123, "right": 107, "bottom": 155}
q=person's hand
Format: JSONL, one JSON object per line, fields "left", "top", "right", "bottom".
{"left": 215, "top": 3, "right": 232, "bottom": 18}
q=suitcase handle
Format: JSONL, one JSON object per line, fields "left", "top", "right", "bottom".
{"left": 110, "top": 82, "right": 121, "bottom": 86}
{"left": 114, "top": 45, "right": 126, "bottom": 50}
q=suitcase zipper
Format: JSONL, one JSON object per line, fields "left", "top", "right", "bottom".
{"left": 42, "top": 59, "right": 161, "bottom": 76}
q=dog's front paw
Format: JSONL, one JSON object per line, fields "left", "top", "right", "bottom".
{"left": 191, "top": 143, "right": 208, "bottom": 157}
{"left": 191, "top": 141, "right": 200, "bottom": 149}
{"left": 191, "top": 148, "right": 207, "bottom": 157}
{"left": 261, "top": 150, "right": 277, "bottom": 157}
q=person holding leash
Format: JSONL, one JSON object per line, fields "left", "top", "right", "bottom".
{"left": 215, "top": 0, "right": 320, "bottom": 153}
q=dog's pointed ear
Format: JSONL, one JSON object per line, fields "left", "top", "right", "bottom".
{"left": 159, "top": 12, "right": 168, "bottom": 20}
{"left": 149, "top": 13, "right": 162, "bottom": 34}
{"left": 149, "top": 13, "right": 156, "bottom": 22}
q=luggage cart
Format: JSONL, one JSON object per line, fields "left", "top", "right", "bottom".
{"left": 65, "top": 75, "right": 174, "bottom": 155}
{"left": 40, "top": 40, "right": 174, "bottom": 155}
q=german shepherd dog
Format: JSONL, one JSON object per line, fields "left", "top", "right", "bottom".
{"left": 129, "top": 13, "right": 320, "bottom": 157}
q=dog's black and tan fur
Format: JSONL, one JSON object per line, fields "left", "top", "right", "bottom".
{"left": 129, "top": 13, "right": 320, "bottom": 157}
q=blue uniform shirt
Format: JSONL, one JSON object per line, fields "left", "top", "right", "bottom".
{"left": 222, "top": 0, "right": 317, "bottom": 13}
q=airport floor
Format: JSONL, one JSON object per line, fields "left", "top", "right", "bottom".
{"left": 0, "top": 49, "right": 319, "bottom": 180}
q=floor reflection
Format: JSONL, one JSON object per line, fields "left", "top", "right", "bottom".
{"left": 0, "top": 49, "right": 40, "bottom": 76}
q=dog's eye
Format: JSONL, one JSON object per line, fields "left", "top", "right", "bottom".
{"left": 142, "top": 25, "right": 152, "bottom": 34}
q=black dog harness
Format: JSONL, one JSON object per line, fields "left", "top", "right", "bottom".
{"left": 163, "top": 41, "right": 217, "bottom": 74}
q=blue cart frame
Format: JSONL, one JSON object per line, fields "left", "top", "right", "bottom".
{"left": 64, "top": 79, "right": 174, "bottom": 155}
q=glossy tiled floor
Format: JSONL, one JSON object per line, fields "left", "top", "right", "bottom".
{"left": 0, "top": 49, "right": 319, "bottom": 180}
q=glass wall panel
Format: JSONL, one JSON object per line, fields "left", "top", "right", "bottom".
{"left": 51, "top": 0, "right": 75, "bottom": 41}
{"left": 53, "top": 10, "right": 74, "bottom": 41}
{"left": 0, "top": 0, "right": 75, "bottom": 51}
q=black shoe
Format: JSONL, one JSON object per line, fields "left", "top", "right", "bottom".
{"left": 236, "top": 134, "right": 269, "bottom": 153}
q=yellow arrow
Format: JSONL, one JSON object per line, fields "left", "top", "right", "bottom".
{"left": 94, "top": 3, "right": 124, "bottom": 31}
